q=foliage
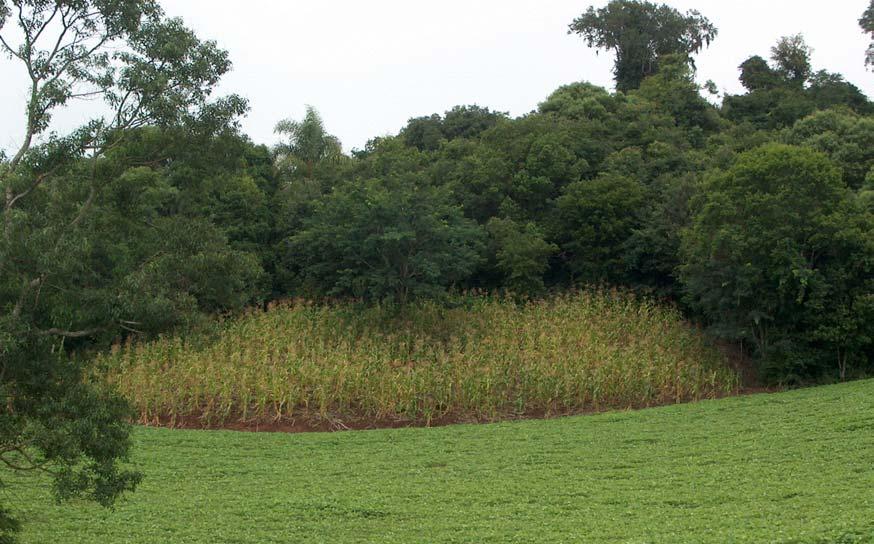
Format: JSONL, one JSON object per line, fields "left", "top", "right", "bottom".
{"left": 286, "top": 171, "right": 484, "bottom": 303}
{"left": 770, "top": 34, "right": 813, "bottom": 87}
{"left": 7, "top": 380, "right": 874, "bottom": 543}
{"left": 806, "top": 71, "right": 873, "bottom": 114}
{"left": 568, "top": 0, "right": 717, "bottom": 92}
{"left": 861, "top": 0, "right": 874, "bottom": 68}
{"left": 538, "top": 82, "right": 617, "bottom": 121}
{"left": 402, "top": 114, "right": 444, "bottom": 152}
{"left": 680, "top": 144, "right": 873, "bottom": 380}
{"left": 486, "top": 218, "right": 557, "bottom": 295}
{"left": 739, "top": 56, "right": 782, "bottom": 92}
{"left": 624, "top": 173, "right": 700, "bottom": 298}
{"left": 786, "top": 108, "right": 874, "bottom": 190}
{"left": 725, "top": 35, "right": 871, "bottom": 130}
{"left": 0, "top": 1, "right": 249, "bottom": 539}
{"left": 274, "top": 106, "right": 342, "bottom": 179}
{"left": 402, "top": 105, "right": 506, "bottom": 151}
{"left": 552, "top": 173, "right": 646, "bottom": 284}
{"left": 93, "top": 291, "right": 737, "bottom": 426}
{"left": 634, "top": 53, "right": 721, "bottom": 132}
{"left": 722, "top": 86, "right": 815, "bottom": 130}
{"left": 442, "top": 105, "right": 507, "bottom": 140}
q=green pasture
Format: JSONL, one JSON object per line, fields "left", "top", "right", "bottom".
{"left": 6, "top": 380, "right": 874, "bottom": 543}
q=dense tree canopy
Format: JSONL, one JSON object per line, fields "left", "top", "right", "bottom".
{"left": 722, "top": 35, "right": 871, "bottom": 130}
{"left": 680, "top": 144, "right": 873, "bottom": 380}
{"left": 287, "top": 167, "right": 484, "bottom": 303}
{"left": 401, "top": 105, "right": 506, "bottom": 152}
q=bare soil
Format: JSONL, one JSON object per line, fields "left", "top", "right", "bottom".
{"left": 139, "top": 384, "right": 779, "bottom": 434}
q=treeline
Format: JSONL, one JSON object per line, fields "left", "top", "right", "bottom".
{"left": 3, "top": 2, "right": 872, "bottom": 386}
{"left": 37, "top": 48, "right": 873, "bottom": 382}
{"left": 8, "top": 7, "right": 874, "bottom": 385}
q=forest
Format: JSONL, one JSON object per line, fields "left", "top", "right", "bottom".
{"left": 1, "top": 0, "right": 873, "bottom": 541}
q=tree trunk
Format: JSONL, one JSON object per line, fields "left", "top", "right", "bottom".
{"left": 838, "top": 348, "right": 848, "bottom": 381}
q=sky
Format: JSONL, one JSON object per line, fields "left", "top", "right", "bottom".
{"left": 1, "top": 0, "right": 872, "bottom": 153}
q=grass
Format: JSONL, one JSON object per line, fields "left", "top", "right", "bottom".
{"left": 91, "top": 291, "right": 738, "bottom": 427}
{"left": 5, "top": 379, "right": 874, "bottom": 543}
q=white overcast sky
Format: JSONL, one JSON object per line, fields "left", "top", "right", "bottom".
{"left": 2, "top": 0, "right": 872, "bottom": 152}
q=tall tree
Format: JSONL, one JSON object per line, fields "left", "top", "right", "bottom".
{"left": 738, "top": 56, "right": 782, "bottom": 92}
{"left": 0, "top": 1, "right": 244, "bottom": 539}
{"left": 727, "top": 34, "right": 871, "bottom": 130}
{"left": 770, "top": 34, "right": 813, "bottom": 87}
{"left": 274, "top": 106, "right": 342, "bottom": 179}
{"left": 568, "top": 0, "right": 717, "bottom": 92}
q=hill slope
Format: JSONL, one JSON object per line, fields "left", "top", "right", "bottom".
{"left": 8, "top": 380, "right": 874, "bottom": 543}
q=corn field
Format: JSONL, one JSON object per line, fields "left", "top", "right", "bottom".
{"left": 91, "top": 290, "right": 740, "bottom": 427}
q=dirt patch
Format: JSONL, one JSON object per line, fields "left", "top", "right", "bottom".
{"left": 137, "top": 386, "right": 781, "bottom": 434}
{"left": 145, "top": 409, "right": 583, "bottom": 433}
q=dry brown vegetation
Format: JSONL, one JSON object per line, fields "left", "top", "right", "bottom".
{"left": 92, "top": 290, "right": 740, "bottom": 428}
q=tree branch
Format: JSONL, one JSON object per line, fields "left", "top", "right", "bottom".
{"left": 12, "top": 277, "right": 42, "bottom": 318}
{"left": 0, "top": 446, "right": 52, "bottom": 474}
{"left": 0, "top": 32, "right": 24, "bottom": 60}
{"left": 37, "top": 327, "right": 105, "bottom": 338}
{"left": 30, "top": 5, "right": 61, "bottom": 47}
{"left": 6, "top": 170, "right": 55, "bottom": 210}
